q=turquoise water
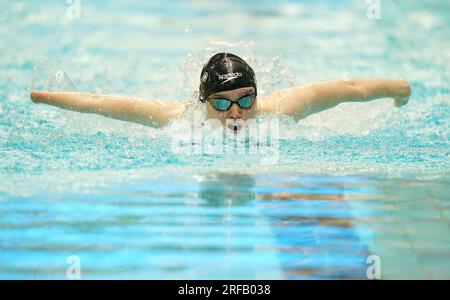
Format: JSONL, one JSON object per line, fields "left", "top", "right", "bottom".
{"left": 0, "top": 0, "right": 449, "bottom": 279}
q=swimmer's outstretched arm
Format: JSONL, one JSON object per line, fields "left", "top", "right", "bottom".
{"left": 30, "top": 91, "right": 186, "bottom": 127}
{"left": 260, "top": 78, "right": 411, "bottom": 120}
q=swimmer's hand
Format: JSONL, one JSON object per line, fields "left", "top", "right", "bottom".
{"left": 394, "top": 96, "right": 409, "bottom": 107}
{"left": 30, "top": 90, "right": 185, "bottom": 127}
{"left": 393, "top": 79, "right": 411, "bottom": 107}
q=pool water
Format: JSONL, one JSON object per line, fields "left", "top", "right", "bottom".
{"left": 0, "top": 0, "right": 449, "bottom": 279}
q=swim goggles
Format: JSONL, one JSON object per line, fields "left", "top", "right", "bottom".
{"left": 208, "top": 94, "right": 256, "bottom": 111}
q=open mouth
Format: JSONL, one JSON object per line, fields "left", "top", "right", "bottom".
{"left": 226, "top": 119, "right": 244, "bottom": 132}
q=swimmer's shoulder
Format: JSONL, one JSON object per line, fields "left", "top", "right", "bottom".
{"left": 162, "top": 100, "right": 187, "bottom": 119}
{"left": 256, "top": 88, "right": 293, "bottom": 114}
{"left": 136, "top": 98, "right": 186, "bottom": 123}
{"left": 257, "top": 85, "right": 315, "bottom": 116}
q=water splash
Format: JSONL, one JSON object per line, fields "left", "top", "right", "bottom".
{"left": 31, "top": 57, "right": 76, "bottom": 92}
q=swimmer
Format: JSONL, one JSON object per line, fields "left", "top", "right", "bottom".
{"left": 30, "top": 53, "right": 411, "bottom": 130}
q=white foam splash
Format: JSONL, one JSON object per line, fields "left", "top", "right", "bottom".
{"left": 31, "top": 57, "right": 76, "bottom": 92}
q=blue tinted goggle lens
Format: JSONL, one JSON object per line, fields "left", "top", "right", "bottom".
{"left": 212, "top": 98, "right": 232, "bottom": 111}
{"left": 211, "top": 95, "right": 254, "bottom": 111}
{"left": 237, "top": 95, "right": 254, "bottom": 109}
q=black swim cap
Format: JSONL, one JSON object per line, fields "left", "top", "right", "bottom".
{"left": 199, "top": 53, "right": 257, "bottom": 102}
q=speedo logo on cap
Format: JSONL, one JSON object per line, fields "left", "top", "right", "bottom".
{"left": 218, "top": 72, "right": 242, "bottom": 80}
{"left": 218, "top": 72, "right": 242, "bottom": 84}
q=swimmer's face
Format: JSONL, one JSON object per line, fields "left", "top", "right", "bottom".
{"left": 205, "top": 87, "right": 257, "bottom": 126}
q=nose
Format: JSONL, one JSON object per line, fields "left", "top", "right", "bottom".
{"left": 226, "top": 103, "right": 242, "bottom": 120}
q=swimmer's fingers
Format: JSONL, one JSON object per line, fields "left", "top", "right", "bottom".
{"left": 394, "top": 96, "right": 409, "bottom": 107}
{"left": 393, "top": 79, "right": 411, "bottom": 107}
{"left": 30, "top": 90, "right": 81, "bottom": 103}
{"left": 30, "top": 90, "right": 45, "bottom": 103}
